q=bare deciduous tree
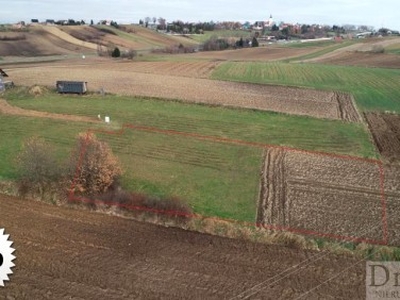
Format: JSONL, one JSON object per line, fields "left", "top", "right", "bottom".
{"left": 16, "top": 137, "right": 62, "bottom": 199}
{"left": 69, "top": 133, "right": 122, "bottom": 196}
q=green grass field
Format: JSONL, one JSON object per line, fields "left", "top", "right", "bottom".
{"left": 0, "top": 115, "right": 88, "bottom": 181}
{"left": 0, "top": 113, "right": 261, "bottom": 221}
{"left": 5, "top": 89, "right": 376, "bottom": 158}
{"left": 0, "top": 90, "right": 378, "bottom": 221}
{"left": 96, "top": 129, "right": 261, "bottom": 221}
{"left": 212, "top": 62, "right": 400, "bottom": 112}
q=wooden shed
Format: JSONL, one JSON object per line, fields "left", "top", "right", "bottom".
{"left": 56, "top": 81, "right": 88, "bottom": 94}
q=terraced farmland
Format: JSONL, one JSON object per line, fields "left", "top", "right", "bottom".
{"left": 2, "top": 50, "right": 400, "bottom": 247}
{"left": 9, "top": 61, "right": 361, "bottom": 121}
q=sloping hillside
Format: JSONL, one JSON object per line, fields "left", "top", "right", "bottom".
{"left": 0, "top": 24, "right": 198, "bottom": 58}
{"left": 0, "top": 26, "right": 96, "bottom": 56}
{"left": 40, "top": 25, "right": 98, "bottom": 50}
{"left": 59, "top": 25, "right": 198, "bottom": 51}
{"left": 304, "top": 36, "right": 400, "bottom": 68}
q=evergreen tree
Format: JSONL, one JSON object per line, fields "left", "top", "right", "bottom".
{"left": 112, "top": 47, "right": 120, "bottom": 57}
{"left": 252, "top": 37, "right": 259, "bottom": 47}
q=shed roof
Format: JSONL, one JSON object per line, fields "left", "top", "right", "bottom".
{"left": 0, "top": 69, "right": 9, "bottom": 77}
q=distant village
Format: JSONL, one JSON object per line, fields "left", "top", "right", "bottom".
{"left": 5, "top": 14, "right": 399, "bottom": 41}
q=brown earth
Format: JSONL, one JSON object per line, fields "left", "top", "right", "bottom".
{"left": 59, "top": 25, "right": 196, "bottom": 51}
{"left": 335, "top": 92, "right": 362, "bottom": 122}
{"left": 365, "top": 113, "right": 400, "bottom": 163}
{"left": 0, "top": 194, "right": 366, "bottom": 299}
{"left": 257, "top": 148, "right": 400, "bottom": 246}
{"left": 6, "top": 61, "right": 361, "bottom": 122}
{"left": 0, "top": 28, "right": 96, "bottom": 57}
{"left": 0, "top": 99, "right": 99, "bottom": 123}
{"left": 257, "top": 148, "right": 287, "bottom": 226}
{"left": 123, "top": 25, "right": 199, "bottom": 48}
{"left": 0, "top": 25, "right": 197, "bottom": 58}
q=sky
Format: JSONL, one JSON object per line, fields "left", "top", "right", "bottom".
{"left": 0, "top": 0, "right": 399, "bottom": 30}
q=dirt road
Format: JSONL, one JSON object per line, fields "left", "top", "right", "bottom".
{"left": 0, "top": 99, "right": 99, "bottom": 123}
{"left": 0, "top": 195, "right": 366, "bottom": 299}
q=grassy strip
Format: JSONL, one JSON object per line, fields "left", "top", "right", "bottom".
{"left": 212, "top": 62, "right": 400, "bottom": 112}
{"left": 387, "top": 49, "right": 400, "bottom": 55}
{"left": 0, "top": 114, "right": 260, "bottom": 221}
{"left": 4, "top": 88, "right": 377, "bottom": 158}
{"left": 96, "top": 25, "right": 163, "bottom": 48}
{"left": 385, "top": 42, "right": 400, "bottom": 54}
{"left": 0, "top": 115, "right": 88, "bottom": 180}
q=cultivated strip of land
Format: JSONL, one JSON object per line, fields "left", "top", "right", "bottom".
{"left": 0, "top": 194, "right": 366, "bottom": 299}
{"left": 9, "top": 62, "right": 361, "bottom": 121}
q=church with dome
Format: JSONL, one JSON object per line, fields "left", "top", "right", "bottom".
{"left": 265, "top": 14, "right": 275, "bottom": 28}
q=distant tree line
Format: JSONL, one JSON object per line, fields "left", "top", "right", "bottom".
{"left": 202, "top": 35, "right": 259, "bottom": 51}
{"left": 166, "top": 21, "right": 216, "bottom": 34}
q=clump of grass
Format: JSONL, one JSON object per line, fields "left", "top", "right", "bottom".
{"left": 370, "top": 45, "right": 385, "bottom": 54}
{"left": 28, "top": 85, "right": 49, "bottom": 97}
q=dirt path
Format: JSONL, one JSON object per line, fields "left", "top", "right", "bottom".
{"left": 335, "top": 92, "right": 362, "bottom": 123}
{"left": 257, "top": 148, "right": 287, "bottom": 226}
{"left": 0, "top": 99, "right": 100, "bottom": 123}
{"left": 365, "top": 113, "right": 400, "bottom": 163}
{"left": 0, "top": 195, "right": 366, "bottom": 299}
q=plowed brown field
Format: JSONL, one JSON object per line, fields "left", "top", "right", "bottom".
{"left": 8, "top": 61, "right": 361, "bottom": 121}
{"left": 257, "top": 148, "right": 400, "bottom": 245}
{"left": 365, "top": 113, "right": 400, "bottom": 163}
{"left": 0, "top": 29, "right": 95, "bottom": 57}
{"left": 0, "top": 195, "right": 366, "bottom": 299}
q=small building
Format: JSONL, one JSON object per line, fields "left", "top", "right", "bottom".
{"left": 0, "top": 69, "right": 8, "bottom": 77}
{"left": 56, "top": 81, "right": 88, "bottom": 94}
{"left": 0, "top": 69, "right": 14, "bottom": 92}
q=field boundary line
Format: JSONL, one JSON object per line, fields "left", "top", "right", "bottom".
{"left": 68, "top": 123, "right": 388, "bottom": 245}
